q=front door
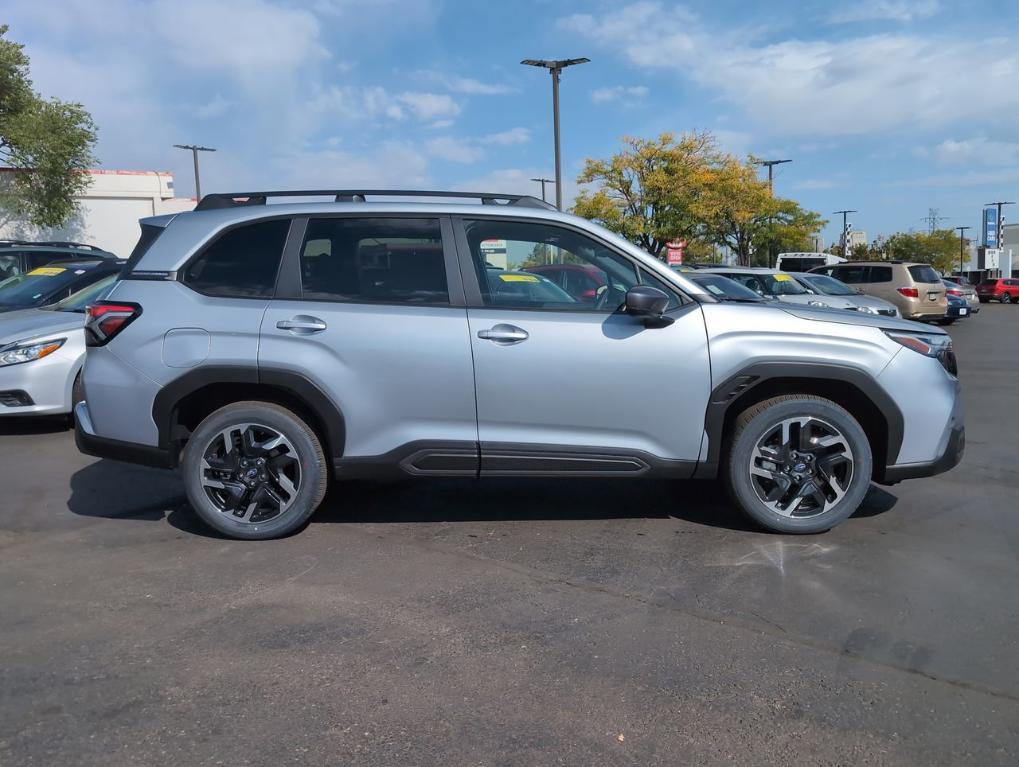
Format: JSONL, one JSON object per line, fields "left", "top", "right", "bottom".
{"left": 454, "top": 217, "right": 711, "bottom": 475}
{"left": 259, "top": 216, "right": 477, "bottom": 468}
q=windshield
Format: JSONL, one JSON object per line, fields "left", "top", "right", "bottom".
{"left": 800, "top": 273, "right": 856, "bottom": 296}
{"left": 487, "top": 270, "right": 577, "bottom": 304}
{"left": 0, "top": 266, "right": 93, "bottom": 308}
{"left": 721, "top": 272, "right": 810, "bottom": 297}
{"left": 690, "top": 274, "right": 765, "bottom": 302}
{"left": 44, "top": 274, "right": 118, "bottom": 313}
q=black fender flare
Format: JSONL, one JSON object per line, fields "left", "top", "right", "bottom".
{"left": 697, "top": 361, "right": 904, "bottom": 478}
{"left": 152, "top": 366, "right": 346, "bottom": 464}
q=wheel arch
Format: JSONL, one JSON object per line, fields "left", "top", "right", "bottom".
{"left": 152, "top": 366, "right": 346, "bottom": 467}
{"left": 698, "top": 362, "right": 903, "bottom": 482}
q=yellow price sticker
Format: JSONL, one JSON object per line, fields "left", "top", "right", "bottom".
{"left": 28, "top": 267, "right": 66, "bottom": 276}
{"left": 773, "top": 273, "right": 792, "bottom": 282}
{"left": 499, "top": 274, "right": 539, "bottom": 283}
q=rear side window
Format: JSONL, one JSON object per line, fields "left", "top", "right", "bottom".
{"left": 124, "top": 223, "right": 166, "bottom": 273}
{"left": 183, "top": 219, "right": 290, "bottom": 298}
{"left": 908, "top": 265, "right": 940, "bottom": 283}
{"left": 869, "top": 266, "right": 893, "bottom": 283}
{"left": 298, "top": 218, "right": 448, "bottom": 304}
{"left": 832, "top": 265, "right": 867, "bottom": 284}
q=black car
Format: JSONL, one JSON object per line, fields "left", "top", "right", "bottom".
{"left": 0, "top": 241, "right": 117, "bottom": 282}
{"left": 0, "top": 259, "right": 125, "bottom": 312}
{"left": 938, "top": 292, "right": 970, "bottom": 326}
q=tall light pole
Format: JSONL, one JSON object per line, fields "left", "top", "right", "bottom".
{"left": 173, "top": 144, "right": 216, "bottom": 200}
{"left": 754, "top": 159, "right": 791, "bottom": 193}
{"left": 984, "top": 200, "right": 1014, "bottom": 248}
{"left": 833, "top": 209, "right": 858, "bottom": 255}
{"left": 530, "top": 177, "right": 554, "bottom": 203}
{"left": 521, "top": 58, "right": 590, "bottom": 211}
{"left": 956, "top": 225, "right": 971, "bottom": 274}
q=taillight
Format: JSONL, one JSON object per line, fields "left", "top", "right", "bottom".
{"left": 896, "top": 287, "right": 920, "bottom": 298}
{"left": 85, "top": 301, "right": 142, "bottom": 347}
{"left": 946, "top": 288, "right": 962, "bottom": 296}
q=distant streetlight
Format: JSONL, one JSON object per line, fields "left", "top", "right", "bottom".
{"left": 173, "top": 144, "right": 216, "bottom": 200}
{"left": 753, "top": 158, "right": 791, "bottom": 193}
{"left": 833, "top": 209, "right": 858, "bottom": 255}
{"left": 521, "top": 58, "right": 590, "bottom": 211}
{"left": 530, "top": 177, "right": 554, "bottom": 203}
{"left": 956, "top": 225, "right": 972, "bottom": 274}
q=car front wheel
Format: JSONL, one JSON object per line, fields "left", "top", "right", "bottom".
{"left": 1002, "top": 293, "right": 1013, "bottom": 304}
{"left": 725, "top": 395, "right": 873, "bottom": 534}
{"left": 181, "top": 401, "right": 328, "bottom": 540}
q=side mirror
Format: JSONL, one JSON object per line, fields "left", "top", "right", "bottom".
{"left": 624, "top": 285, "right": 673, "bottom": 327}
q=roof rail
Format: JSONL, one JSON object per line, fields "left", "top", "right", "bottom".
{"left": 194, "top": 189, "right": 557, "bottom": 212}
{"left": 0, "top": 239, "right": 106, "bottom": 251}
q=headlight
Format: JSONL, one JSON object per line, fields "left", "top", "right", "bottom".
{"left": 884, "top": 331, "right": 956, "bottom": 374}
{"left": 855, "top": 306, "right": 878, "bottom": 314}
{"left": 807, "top": 300, "right": 829, "bottom": 307}
{"left": 0, "top": 338, "right": 66, "bottom": 367}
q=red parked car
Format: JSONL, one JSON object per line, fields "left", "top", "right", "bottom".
{"left": 976, "top": 278, "right": 1019, "bottom": 304}
{"left": 524, "top": 263, "right": 606, "bottom": 304}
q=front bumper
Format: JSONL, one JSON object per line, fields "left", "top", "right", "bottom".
{"left": 74, "top": 401, "right": 174, "bottom": 468}
{"left": 0, "top": 349, "right": 77, "bottom": 416}
{"left": 880, "top": 424, "right": 965, "bottom": 483}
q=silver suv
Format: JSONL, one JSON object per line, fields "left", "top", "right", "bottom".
{"left": 74, "top": 190, "right": 965, "bottom": 539}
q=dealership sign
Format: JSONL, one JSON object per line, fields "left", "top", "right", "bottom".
{"left": 983, "top": 207, "right": 998, "bottom": 248}
{"left": 665, "top": 240, "right": 686, "bottom": 265}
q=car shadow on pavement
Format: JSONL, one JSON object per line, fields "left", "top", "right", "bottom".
{"left": 67, "top": 460, "right": 900, "bottom": 538}
{"left": 0, "top": 416, "right": 70, "bottom": 436}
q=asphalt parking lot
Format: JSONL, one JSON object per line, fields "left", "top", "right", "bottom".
{"left": 1, "top": 306, "right": 1017, "bottom": 766}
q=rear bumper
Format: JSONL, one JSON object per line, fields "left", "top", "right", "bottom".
{"left": 879, "top": 424, "right": 965, "bottom": 483}
{"left": 74, "top": 401, "right": 174, "bottom": 468}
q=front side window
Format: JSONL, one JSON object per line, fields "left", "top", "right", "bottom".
{"left": 184, "top": 219, "right": 290, "bottom": 298}
{"left": 463, "top": 219, "right": 640, "bottom": 311}
{"left": 299, "top": 218, "right": 448, "bottom": 305}
{"left": 833, "top": 265, "right": 867, "bottom": 284}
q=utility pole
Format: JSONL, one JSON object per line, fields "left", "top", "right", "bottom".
{"left": 955, "top": 225, "right": 971, "bottom": 275}
{"left": 521, "top": 58, "right": 590, "bottom": 211}
{"left": 173, "top": 144, "right": 216, "bottom": 200}
{"left": 985, "top": 200, "right": 1015, "bottom": 249}
{"left": 530, "top": 177, "right": 554, "bottom": 203}
{"left": 753, "top": 159, "right": 791, "bottom": 193}
{"left": 833, "top": 209, "right": 858, "bottom": 256}
{"left": 921, "top": 207, "right": 949, "bottom": 235}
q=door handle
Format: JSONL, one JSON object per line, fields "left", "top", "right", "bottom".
{"left": 477, "top": 323, "right": 528, "bottom": 344}
{"left": 276, "top": 316, "right": 327, "bottom": 333}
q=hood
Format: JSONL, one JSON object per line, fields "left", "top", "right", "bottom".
{"left": 0, "top": 308, "right": 85, "bottom": 347}
{"left": 848, "top": 293, "right": 899, "bottom": 312}
{"left": 775, "top": 294, "right": 839, "bottom": 307}
{"left": 779, "top": 304, "right": 947, "bottom": 335}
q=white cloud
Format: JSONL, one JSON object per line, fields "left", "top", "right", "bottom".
{"left": 416, "top": 71, "right": 513, "bottom": 95}
{"left": 426, "top": 137, "right": 484, "bottom": 164}
{"left": 194, "top": 94, "right": 233, "bottom": 119}
{"left": 481, "top": 127, "right": 531, "bottom": 146}
{"left": 396, "top": 92, "right": 462, "bottom": 121}
{"left": 590, "top": 85, "right": 649, "bottom": 104}
{"left": 794, "top": 179, "right": 838, "bottom": 190}
{"left": 559, "top": 2, "right": 1019, "bottom": 137}
{"left": 829, "top": 0, "right": 940, "bottom": 23}
{"left": 926, "top": 137, "right": 1019, "bottom": 167}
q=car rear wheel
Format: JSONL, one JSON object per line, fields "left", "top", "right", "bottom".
{"left": 978, "top": 297, "right": 989, "bottom": 304}
{"left": 181, "top": 401, "right": 328, "bottom": 540}
{"left": 1002, "top": 293, "right": 1012, "bottom": 304}
{"left": 724, "top": 395, "right": 873, "bottom": 534}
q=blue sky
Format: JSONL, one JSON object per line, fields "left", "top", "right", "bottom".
{"left": 7, "top": 0, "right": 1019, "bottom": 245}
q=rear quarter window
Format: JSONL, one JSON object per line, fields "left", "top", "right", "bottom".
{"left": 183, "top": 219, "right": 290, "bottom": 298}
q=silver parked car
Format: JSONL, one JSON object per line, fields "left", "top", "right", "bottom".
{"left": 794, "top": 272, "right": 900, "bottom": 317}
{"left": 0, "top": 275, "right": 117, "bottom": 416}
{"left": 75, "top": 190, "right": 964, "bottom": 539}
{"left": 701, "top": 267, "right": 836, "bottom": 307}
{"left": 943, "top": 278, "right": 980, "bottom": 314}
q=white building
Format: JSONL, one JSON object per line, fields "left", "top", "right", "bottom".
{"left": 0, "top": 169, "right": 194, "bottom": 257}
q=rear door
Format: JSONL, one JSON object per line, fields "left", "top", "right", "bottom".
{"left": 259, "top": 215, "right": 477, "bottom": 468}
{"left": 454, "top": 216, "right": 711, "bottom": 475}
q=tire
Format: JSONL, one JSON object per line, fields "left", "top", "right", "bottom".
{"left": 978, "top": 297, "right": 989, "bottom": 304}
{"left": 181, "top": 401, "right": 328, "bottom": 540}
{"left": 724, "top": 395, "right": 873, "bottom": 534}
{"left": 1002, "top": 293, "right": 1012, "bottom": 304}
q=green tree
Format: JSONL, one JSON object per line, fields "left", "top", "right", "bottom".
{"left": 572, "top": 132, "right": 719, "bottom": 259}
{"left": 693, "top": 157, "right": 826, "bottom": 266}
{"left": 0, "top": 25, "right": 97, "bottom": 228}
{"left": 884, "top": 230, "right": 957, "bottom": 273}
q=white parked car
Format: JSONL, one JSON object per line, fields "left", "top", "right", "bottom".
{"left": 0, "top": 275, "right": 117, "bottom": 416}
